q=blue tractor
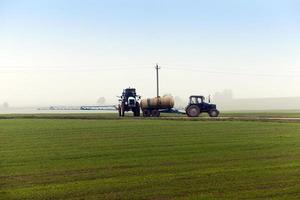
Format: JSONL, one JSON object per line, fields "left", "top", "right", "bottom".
{"left": 185, "top": 95, "right": 220, "bottom": 117}
{"left": 118, "top": 88, "right": 141, "bottom": 117}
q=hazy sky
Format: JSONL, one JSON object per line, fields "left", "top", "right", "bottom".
{"left": 1, "top": 0, "right": 300, "bottom": 106}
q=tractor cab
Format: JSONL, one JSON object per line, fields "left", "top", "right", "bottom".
{"left": 122, "top": 88, "right": 137, "bottom": 98}
{"left": 121, "top": 88, "right": 140, "bottom": 107}
{"left": 186, "top": 95, "right": 219, "bottom": 117}
{"left": 189, "top": 95, "right": 205, "bottom": 104}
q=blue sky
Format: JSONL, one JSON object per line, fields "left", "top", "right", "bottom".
{"left": 0, "top": 0, "right": 300, "bottom": 106}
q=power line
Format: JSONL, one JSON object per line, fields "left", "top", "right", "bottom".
{"left": 0, "top": 66, "right": 153, "bottom": 72}
{"left": 162, "top": 63, "right": 300, "bottom": 73}
{"left": 162, "top": 66, "right": 299, "bottom": 78}
{"left": 0, "top": 63, "right": 155, "bottom": 69}
{"left": 0, "top": 64, "right": 298, "bottom": 78}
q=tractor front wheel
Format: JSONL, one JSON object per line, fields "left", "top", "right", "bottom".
{"left": 209, "top": 109, "right": 219, "bottom": 117}
{"left": 186, "top": 105, "right": 200, "bottom": 117}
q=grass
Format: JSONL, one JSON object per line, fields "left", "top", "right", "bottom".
{"left": 1, "top": 117, "right": 300, "bottom": 199}
{"left": 221, "top": 111, "right": 300, "bottom": 118}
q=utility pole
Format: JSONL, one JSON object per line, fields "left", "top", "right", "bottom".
{"left": 155, "top": 64, "right": 161, "bottom": 97}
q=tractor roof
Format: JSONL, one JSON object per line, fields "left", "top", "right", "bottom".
{"left": 124, "top": 88, "right": 136, "bottom": 91}
{"left": 189, "top": 95, "right": 204, "bottom": 98}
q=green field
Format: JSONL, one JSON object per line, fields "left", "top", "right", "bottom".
{"left": 1, "top": 117, "right": 300, "bottom": 199}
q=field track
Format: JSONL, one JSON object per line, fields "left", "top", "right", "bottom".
{"left": 162, "top": 116, "right": 300, "bottom": 122}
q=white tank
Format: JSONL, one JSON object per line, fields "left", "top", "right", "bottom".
{"left": 140, "top": 95, "right": 174, "bottom": 110}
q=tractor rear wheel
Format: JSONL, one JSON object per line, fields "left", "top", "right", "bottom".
{"left": 209, "top": 109, "right": 219, "bottom": 117}
{"left": 118, "top": 105, "right": 122, "bottom": 117}
{"left": 151, "top": 110, "right": 160, "bottom": 117}
{"left": 186, "top": 105, "right": 200, "bottom": 117}
{"left": 133, "top": 107, "right": 140, "bottom": 117}
{"left": 133, "top": 110, "right": 140, "bottom": 117}
{"left": 121, "top": 104, "right": 125, "bottom": 117}
{"left": 134, "top": 102, "right": 141, "bottom": 117}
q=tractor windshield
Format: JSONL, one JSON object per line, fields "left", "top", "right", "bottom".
{"left": 190, "top": 97, "right": 203, "bottom": 104}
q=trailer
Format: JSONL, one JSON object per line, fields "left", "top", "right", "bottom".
{"left": 140, "top": 95, "right": 174, "bottom": 117}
